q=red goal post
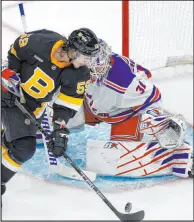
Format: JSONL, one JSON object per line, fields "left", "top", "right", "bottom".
{"left": 122, "top": 1, "right": 193, "bottom": 72}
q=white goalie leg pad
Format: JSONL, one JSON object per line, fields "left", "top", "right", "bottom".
{"left": 172, "top": 142, "right": 193, "bottom": 178}
{"left": 86, "top": 139, "right": 193, "bottom": 178}
{"left": 86, "top": 140, "right": 169, "bottom": 177}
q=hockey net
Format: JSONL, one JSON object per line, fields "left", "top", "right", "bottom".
{"left": 122, "top": 1, "right": 193, "bottom": 79}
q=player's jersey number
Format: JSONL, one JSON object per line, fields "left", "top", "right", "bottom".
{"left": 21, "top": 67, "right": 54, "bottom": 99}
{"left": 76, "top": 80, "right": 90, "bottom": 95}
{"left": 19, "top": 33, "right": 32, "bottom": 48}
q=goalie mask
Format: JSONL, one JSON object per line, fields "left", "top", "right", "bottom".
{"left": 87, "top": 39, "right": 112, "bottom": 80}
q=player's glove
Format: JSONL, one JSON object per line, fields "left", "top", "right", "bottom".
{"left": 1, "top": 63, "right": 21, "bottom": 107}
{"left": 1, "top": 60, "right": 26, "bottom": 106}
{"left": 1, "top": 64, "right": 21, "bottom": 93}
{"left": 48, "top": 127, "right": 70, "bottom": 158}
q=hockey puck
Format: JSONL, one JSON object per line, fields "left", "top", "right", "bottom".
{"left": 125, "top": 202, "right": 132, "bottom": 213}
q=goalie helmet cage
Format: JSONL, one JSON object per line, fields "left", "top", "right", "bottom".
{"left": 122, "top": 1, "right": 193, "bottom": 71}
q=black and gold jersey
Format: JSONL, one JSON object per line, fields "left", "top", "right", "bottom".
{"left": 7, "top": 29, "right": 90, "bottom": 123}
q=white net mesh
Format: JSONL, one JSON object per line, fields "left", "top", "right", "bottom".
{"left": 129, "top": 1, "right": 193, "bottom": 70}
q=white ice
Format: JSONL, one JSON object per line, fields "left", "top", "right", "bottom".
{"left": 2, "top": 1, "right": 193, "bottom": 220}
{"left": 2, "top": 172, "right": 193, "bottom": 220}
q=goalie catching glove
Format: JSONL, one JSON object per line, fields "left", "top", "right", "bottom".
{"left": 48, "top": 121, "right": 70, "bottom": 158}
{"left": 139, "top": 109, "right": 187, "bottom": 149}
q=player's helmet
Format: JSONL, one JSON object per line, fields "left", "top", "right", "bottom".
{"left": 67, "top": 28, "right": 100, "bottom": 56}
{"left": 89, "top": 39, "right": 112, "bottom": 79}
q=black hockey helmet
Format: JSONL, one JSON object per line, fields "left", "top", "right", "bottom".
{"left": 66, "top": 28, "right": 100, "bottom": 56}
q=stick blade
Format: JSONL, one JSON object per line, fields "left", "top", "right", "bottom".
{"left": 116, "top": 210, "right": 145, "bottom": 221}
{"left": 49, "top": 165, "right": 97, "bottom": 182}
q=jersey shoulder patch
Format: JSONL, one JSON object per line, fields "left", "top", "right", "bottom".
{"left": 104, "top": 53, "right": 136, "bottom": 94}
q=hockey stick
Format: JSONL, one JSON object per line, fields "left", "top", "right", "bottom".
{"left": 14, "top": 99, "right": 144, "bottom": 221}
{"left": 16, "top": 2, "right": 96, "bottom": 181}
{"left": 4, "top": 68, "right": 145, "bottom": 221}
{"left": 14, "top": 5, "right": 145, "bottom": 220}
{"left": 14, "top": 99, "right": 97, "bottom": 181}
{"left": 2, "top": 3, "right": 96, "bottom": 181}
{"left": 18, "top": 2, "right": 27, "bottom": 32}
{"left": 1, "top": 78, "right": 96, "bottom": 181}
{"left": 16, "top": 3, "right": 96, "bottom": 180}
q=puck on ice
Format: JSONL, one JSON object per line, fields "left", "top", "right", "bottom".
{"left": 125, "top": 202, "right": 132, "bottom": 213}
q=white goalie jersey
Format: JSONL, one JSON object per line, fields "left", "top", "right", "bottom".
{"left": 84, "top": 53, "right": 161, "bottom": 124}
{"left": 83, "top": 53, "right": 193, "bottom": 179}
{"left": 44, "top": 53, "right": 193, "bottom": 179}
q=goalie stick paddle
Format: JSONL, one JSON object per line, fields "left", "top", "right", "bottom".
{"left": 13, "top": 97, "right": 145, "bottom": 221}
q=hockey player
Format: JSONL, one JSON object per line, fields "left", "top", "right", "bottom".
{"left": 82, "top": 39, "right": 193, "bottom": 178}
{"left": 1, "top": 28, "right": 99, "bottom": 196}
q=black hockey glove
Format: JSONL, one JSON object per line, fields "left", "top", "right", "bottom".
{"left": 48, "top": 128, "right": 70, "bottom": 158}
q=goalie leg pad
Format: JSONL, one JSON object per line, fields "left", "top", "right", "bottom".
{"left": 172, "top": 142, "right": 193, "bottom": 178}
{"left": 86, "top": 140, "right": 193, "bottom": 178}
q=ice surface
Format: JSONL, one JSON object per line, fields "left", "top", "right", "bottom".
{"left": 2, "top": 65, "right": 193, "bottom": 222}
{"left": 2, "top": 2, "right": 193, "bottom": 220}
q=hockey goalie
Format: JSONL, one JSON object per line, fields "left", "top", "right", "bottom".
{"left": 67, "top": 39, "right": 193, "bottom": 179}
